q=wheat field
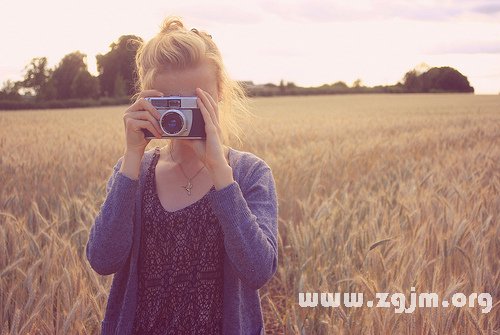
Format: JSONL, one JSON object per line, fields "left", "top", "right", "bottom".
{"left": 1, "top": 94, "right": 499, "bottom": 334}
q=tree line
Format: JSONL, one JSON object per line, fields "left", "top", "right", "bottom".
{"left": 244, "top": 64, "right": 474, "bottom": 97}
{"left": 0, "top": 35, "right": 141, "bottom": 109}
{"left": 0, "top": 35, "right": 474, "bottom": 110}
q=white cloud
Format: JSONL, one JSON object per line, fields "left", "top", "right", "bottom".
{"left": 428, "top": 41, "right": 500, "bottom": 54}
{"left": 256, "top": 0, "right": 500, "bottom": 22}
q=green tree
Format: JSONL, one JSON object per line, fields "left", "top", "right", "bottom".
{"left": 421, "top": 67, "right": 474, "bottom": 93}
{"left": 402, "top": 69, "right": 422, "bottom": 92}
{"left": 352, "top": 78, "right": 363, "bottom": 88}
{"left": 71, "top": 69, "right": 100, "bottom": 99}
{"left": 331, "top": 81, "right": 348, "bottom": 89}
{"left": 96, "top": 35, "right": 142, "bottom": 97}
{"left": 402, "top": 63, "right": 430, "bottom": 92}
{"left": 113, "top": 74, "right": 127, "bottom": 97}
{"left": 21, "top": 57, "right": 51, "bottom": 98}
{"left": 51, "top": 51, "right": 100, "bottom": 99}
{"left": 52, "top": 51, "right": 88, "bottom": 99}
{"left": 279, "top": 79, "right": 285, "bottom": 94}
{"left": 0, "top": 80, "right": 21, "bottom": 100}
{"left": 403, "top": 66, "right": 474, "bottom": 93}
{"left": 39, "top": 77, "right": 57, "bottom": 100}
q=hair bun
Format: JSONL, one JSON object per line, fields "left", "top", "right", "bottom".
{"left": 160, "top": 17, "right": 185, "bottom": 34}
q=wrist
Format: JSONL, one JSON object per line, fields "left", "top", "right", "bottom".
{"left": 124, "top": 147, "right": 144, "bottom": 158}
{"left": 208, "top": 163, "right": 234, "bottom": 190}
{"left": 120, "top": 150, "right": 144, "bottom": 180}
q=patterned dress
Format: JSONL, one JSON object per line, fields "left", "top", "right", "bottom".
{"left": 132, "top": 147, "right": 225, "bottom": 335}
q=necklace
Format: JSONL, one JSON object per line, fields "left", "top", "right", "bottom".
{"left": 169, "top": 144, "right": 205, "bottom": 196}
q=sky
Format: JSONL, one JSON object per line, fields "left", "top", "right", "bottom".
{"left": 1, "top": 0, "right": 499, "bottom": 94}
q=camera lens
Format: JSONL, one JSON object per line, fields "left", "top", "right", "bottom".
{"left": 160, "top": 111, "right": 185, "bottom": 135}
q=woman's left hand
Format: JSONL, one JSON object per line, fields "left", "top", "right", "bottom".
{"left": 188, "top": 88, "right": 229, "bottom": 174}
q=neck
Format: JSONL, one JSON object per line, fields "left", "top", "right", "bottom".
{"left": 163, "top": 140, "right": 230, "bottom": 167}
{"left": 169, "top": 140, "right": 200, "bottom": 166}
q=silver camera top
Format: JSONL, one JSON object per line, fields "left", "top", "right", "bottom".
{"left": 145, "top": 96, "right": 198, "bottom": 109}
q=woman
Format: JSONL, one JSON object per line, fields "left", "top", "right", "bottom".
{"left": 85, "top": 16, "right": 279, "bottom": 335}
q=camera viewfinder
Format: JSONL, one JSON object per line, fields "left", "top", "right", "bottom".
{"left": 168, "top": 99, "right": 181, "bottom": 108}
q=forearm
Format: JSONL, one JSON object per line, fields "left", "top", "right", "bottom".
{"left": 119, "top": 149, "right": 143, "bottom": 180}
{"left": 86, "top": 163, "right": 139, "bottom": 275}
{"left": 208, "top": 179, "right": 278, "bottom": 290}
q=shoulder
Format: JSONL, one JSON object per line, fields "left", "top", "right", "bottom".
{"left": 229, "top": 147, "right": 271, "bottom": 173}
{"left": 228, "top": 147, "right": 274, "bottom": 187}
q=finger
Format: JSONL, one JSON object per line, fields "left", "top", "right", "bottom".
{"left": 198, "top": 88, "right": 217, "bottom": 109}
{"left": 125, "top": 112, "right": 163, "bottom": 139}
{"left": 124, "top": 98, "right": 162, "bottom": 138}
{"left": 133, "top": 110, "right": 163, "bottom": 136}
{"left": 197, "top": 89, "right": 222, "bottom": 139}
{"left": 139, "top": 98, "right": 162, "bottom": 121}
{"left": 134, "top": 119, "right": 163, "bottom": 139}
{"left": 204, "top": 90, "right": 219, "bottom": 118}
{"left": 199, "top": 89, "right": 218, "bottom": 122}
{"left": 132, "top": 98, "right": 162, "bottom": 121}
{"left": 125, "top": 117, "right": 161, "bottom": 139}
{"left": 196, "top": 96, "right": 218, "bottom": 137}
{"left": 196, "top": 88, "right": 217, "bottom": 126}
{"left": 204, "top": 90, "right": 221, "bottom": 125}
{"left": 126, "top": 97, "right": 160, "bottom": 120}
{"left": 196, "top": 95, "right": 214, "bottom": 128}
{"left": 196, "top": 89, "right": 224, "bottom": 142}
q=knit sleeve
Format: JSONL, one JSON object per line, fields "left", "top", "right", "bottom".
{"left": 208, "top": 160, "right": 279, "bottom": 290}
{"left": 85, "top": 157, "right": 139, "bottom": 276}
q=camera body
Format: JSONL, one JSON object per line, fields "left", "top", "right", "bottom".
{"left": 142, "top": 96, "right": 206, "bottom": 139}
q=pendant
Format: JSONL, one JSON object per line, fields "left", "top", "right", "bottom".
{"left": 182, "top": 181, "right": 193, "bottom": 196}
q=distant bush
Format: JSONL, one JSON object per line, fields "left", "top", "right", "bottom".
{"left": 0, "top": 96, "right": 131, "bottom": 111}
{"left": 402, "top": 66, "right": 474, "bottom": 93}
{"left": 244, "top": 84, "right": 408, "bottom": 97}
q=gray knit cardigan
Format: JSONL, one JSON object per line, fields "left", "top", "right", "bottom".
{"left": 85, "top": 146, "right": 278, "bottom": 335}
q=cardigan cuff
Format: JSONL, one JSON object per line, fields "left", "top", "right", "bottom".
{"left": 114, "top": 171, "right": 139, "bottom": 189}
{"left": 208, "top": 181, "right": 253, "bottom": 229}
{"left": 209, "top": 180, "right": 239, "bottom": 206}
{"left": 110, "top": 171, "right": 140, "bottom": 211}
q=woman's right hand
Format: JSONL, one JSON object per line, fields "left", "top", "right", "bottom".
{"left": 122, "top": 90, "right": 164, "bottom": 154}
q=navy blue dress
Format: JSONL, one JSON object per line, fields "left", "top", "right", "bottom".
{"left": 132, "top": 147, "right": 225, "bottom": 335}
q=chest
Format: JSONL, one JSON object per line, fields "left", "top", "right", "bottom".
{"left": 153, "top": 161, "right": 215, "bottom": 213}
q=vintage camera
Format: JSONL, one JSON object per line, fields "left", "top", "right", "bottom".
{"left": 142, "top": 96, "right": 206, "bottom": 139}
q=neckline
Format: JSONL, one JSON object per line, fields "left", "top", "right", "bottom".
{"left": 153, "top": 182, "right": 215, "bottom": 214}
{"left": 151, "top": 148, "right": 218, "bottom": 214}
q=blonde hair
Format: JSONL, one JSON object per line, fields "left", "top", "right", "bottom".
{"left": 134, "top": 16, "right": 254, "bottom": 146}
